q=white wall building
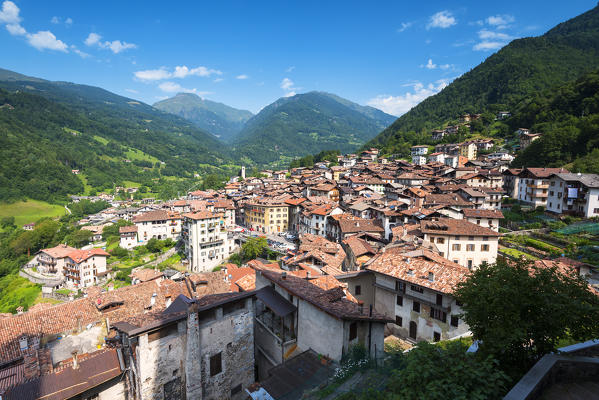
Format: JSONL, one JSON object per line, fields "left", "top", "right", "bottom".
{"left": 132, "top": 210, "right": 182, "bottom": 244}
{"left": 183, "top": 211, "right": 232, "bottom": 273}
{"left": 547, "top": 173, "right": 599, "bottom": 218}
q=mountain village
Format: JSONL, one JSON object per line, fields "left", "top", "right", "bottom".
{"left": 1, "top": 116, "right": 598, "bottom": 400}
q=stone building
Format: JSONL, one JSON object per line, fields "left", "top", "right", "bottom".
{"left": 112, "top": 291, "right": 256, "bottom": 400}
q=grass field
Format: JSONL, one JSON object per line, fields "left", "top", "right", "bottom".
{"left": 0, "top": 199, "right": 66, "bottom": 227}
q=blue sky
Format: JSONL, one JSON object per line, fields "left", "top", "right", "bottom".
{"left": 0, "top": 1, "right": 596, "bottom": 115}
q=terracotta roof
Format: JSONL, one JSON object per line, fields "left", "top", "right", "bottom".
{"left": 67, "top": 248, "right": 110, "bottom": 263}
{"left": 420, "top": 218, "right": 501, "bottom": 237}
{"left": 118, "top": 225, "right": 137, "bottom": 234}
{"left": 38, "top": 244, "right": 77, "bottom": 259}
{"left": 424, "top": 193, "right": 471, "bottom": 207}
{"left": 260, "top": 270, "right": 390, "bottom": 322}
{"left": 343, "top": 235, "right": 377, "bottom": 258}
{"left": 462, "top": 209, "right": 504, "bottom": 219}
{"left": 336, "top": 217, "right": 384, "bottom": 234}
{"left": 132, "top": 210, "right": 180, "bottom": 223}
{"left": 182, "top": 211, "right": 224, "bottom": 220}
{"left": 130, "top": 268, "right": 164, "bottom": 283}
{"left": 366, "top": 246, "right": 469, "bottom": 294}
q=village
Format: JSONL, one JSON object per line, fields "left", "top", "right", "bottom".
{"left": 1, "top": 117, "right": 599, "bottom": 400}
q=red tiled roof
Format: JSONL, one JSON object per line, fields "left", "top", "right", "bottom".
{"left": 462, "top": 209, "right": 504, "bottom": 219}
{"left": 67, "top": 248, "right": 110, "bottom": 263}
{"left": 132, "top": 210, "right": 180, "bottom": 223}
{"left": 420, "top": 218, "right": 501, "bottom": 237}
{"left": 38, "top": 244, "right": 77, "bottom": 259}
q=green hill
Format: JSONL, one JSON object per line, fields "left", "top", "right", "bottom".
{"left": 232, "top": 91, "right": 395, "bottom": 165}
{"left": 153, "top": 93, "right": 253, "bottom": 142}
{"left": 366, "top": 4, "right": 599, "bottom": 156}
{"left": 0, "top": 69, "right": 233, "bottom": 202}
{"left": 510, "top": 69, "right": 599, "bottom": 173}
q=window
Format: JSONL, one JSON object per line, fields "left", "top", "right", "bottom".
{"left": 483, "top": 236, "right": 488, "bottom": 241}
{"left": 452, "top": 244, "right": 461, "bottom": 251}
{"left": 594, "top": 208, "right": 599, "bottom": 214}
{"left": 433, "top": 332, "right": 441, "bottom": 342}
{"left": 436, "top": 237, "right": 445, "bottom": 244}
{"left": 395, "top": 281, "right": 405, "bottom": 292}
{"left": 349, "top": 322, "right": 358, "bottom": 341}
{"left": 396, "top": 295, "right": 403, "bottom": 306}
{"left": 210, "top": 352, "right": 222, "bottom": 376}
{"left": 436, "top": 294, "right": 443, "bottom": 306}
{"left": 468, "top": 236, "right": 474, "bottom": 241}
{"left": 395, "top": 316, "right": 402, "bottom": 326}
{"left": 411, "top": 285, "right": 424, "bottom": 293}
{"left": 454, "top": 235, "right": 460, "bottom": 240}
{"left": 467, "top": 260, "right": 473, "bottom": 269}
{"left": 451, "top": 315, "right": 459, "bottom": 327}
{"left": 453, "top": 259, "right": 459, "bottom": 264}
{"left": 413, "top": 301, "right": 420, "bottom": 313}
{"left": 481, "top": 244, "right": 489, "bottom": 252}
{"left": 355, "top": 285, "right": 361, "bottom": 295}
{"left": 430, "top": 308, "right": 447, "bottom": 322}
{"left": 466, "top": 244, "right": 475, "bottom": 251}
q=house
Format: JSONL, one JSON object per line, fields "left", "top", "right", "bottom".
{"left": 428, "top": 152, "right": 446, "bottom": 164}
{"left": 517, "top": 168, "right": 569, "bottom": 208}
{"left": 63, "top": 248, "right": 110, "bottom": 288}
{"left": 244, "top": 199, "right": 289, "bottom": 234}
{"left": 431, "top": 130, "right": 447, "bottom": 141}
{"left": 420, "top": 218, "right": 500, "bottom": 270}
{"left": 520, "top": 132, "right": 542, "bottom": 149}
{"left": 81, "top": 224, "right": 105, "bottom": 242}
{"left": 254, "top": 269, "right": 389, "bottom": 378}
{"left": 112, "top": 291, "right": 256, "bottom": 400}
{"left": 502, "top": 168, "right": 522, "bottom": 198}
{"left": 119, "top": 225, "right": 138, "bottom": 249}
{"left": 342, "top": 235, "right": 378, "bottom": 271}
{"left": 283, "top": 233, "right": 346, "bottom": 274}
{"left": 309, "top": 183, "right": 340, "bottom": 202}
{"left": 31, "top": 244, "right": 77, "bottom": 275}
{"left": 411, "top": 145, "right": 429, "bottom": 156}
{"left": 458, "top": 142, "right": 477, "bottom": 160}
{"left": 182, "top": 211, "right": 232, "bottom": 273}
{"left": 461, "top": 208, "right": 504, "bottom": 232}
{"left": 365, "top": 246, "right": 470, "bottom": 343}
{"left": 22, "top": 222, "right": 35, "bottom": 231}
{"left": 547, "top": 172, "right": 599, "bottom": 218}
{"left": 132, "top": 210, "right": 182, "bottom": 244}
{"left": 497, "top": 111, "right": 511, "bottom": 120}
{"left": 412, "top": 155, "right": 427, "bottom": 165}
{"left": 326, "top": 214, "right": 385, "bottom": 243}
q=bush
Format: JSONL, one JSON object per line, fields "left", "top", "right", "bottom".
{"left": 146, "top": 238, "right": 163, "bottom": 253}
{"left": 110, "top": 246, "right": 129, "bottom": 259}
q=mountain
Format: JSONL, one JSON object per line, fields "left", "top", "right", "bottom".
{"left": 510, "top": 68, "right": 599, "bottom": 173}
{"left": 232, "top": 91, "right": 396, "bottom": 165}
{"left": 0, "top": 68, "right": 233, "bottom": 203}
{"left": 366, "top": 4, "right": 599, "bottom": 156}
{"left": 153, "top": 93, "right": 253, "bottom": 141}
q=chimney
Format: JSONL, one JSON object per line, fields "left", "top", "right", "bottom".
{"left": 306, "top": 271, "right": 311, "bottom": 279}
{"left": 282, "top": 271, "right": 287, "bottom": 280}
{"left": 71, "top": 350, "right": 79, "bottom": 370}
{"left": 150, "top": 293, "right": 157, "bottom": 307}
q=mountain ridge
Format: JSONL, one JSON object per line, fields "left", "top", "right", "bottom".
{"left": 153, "top": 93, "right": 253, "bottom": 141}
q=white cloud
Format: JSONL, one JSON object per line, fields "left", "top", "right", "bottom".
{"left": 134, "top": 68, "right": 171, "bottom": 81}
{"left": 51, "top": 16, "right": 59, "bottom": 24}
{"left": 101, "top": 40, "right": 136, "bottom": 54}
{"left": 84, "top": 32, "right": 101, "bottom": 46}
{"left": 0, "top": 1, "right": 21, "bottom": 24}
{"left": 65, "top": 17, "right": 72, "bottom": 25}
{"left": 286, "top": 66, "right": 295, "bottom": 72}
{"left": 26, "top": 30, "right": 68, "bottom": 52}
{"left": 398, "top": 22, "right": 412, "bottom": 32}
{"left": 424, "top": 59, "right": 436, "bottom": 69}
{"left": 439, "top": 64, "right": 451, "bottom": 70}
{"left": 70, "top": 45, "right": 90, "bottom": 58}
{"left": 487, "top": 14, "right": 514, "bottom": 28}
{"left": 134, "top": 65, "right": 222, "bottom": 81}
{"left": 214, "top": 78, "right": 224, "bottom": 83}
{"left": 427, "top": 11, "right": 456, "bottom": 29}
{"left": 473, "top": 41, "right": 505, "bottom": 51}
{"left": 236, "top": 74, "right": 248, "bottom": 80}
{"left": 280, "top": 77, "right": 298, "bottom": 97}
{"left": 367, "top": 80, "right": 449, "bottom": 117}
{"left": 6, "top": 23, "right": 24, "bottom": 35}
{"left": 478, "top": 29, "right": 511, "bottom": 40}
{"left": 84, "top": 32, "right": 136, "bottom": 54}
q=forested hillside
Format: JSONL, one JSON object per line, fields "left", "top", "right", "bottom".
{"left": 154, "top": 93, "right": 253, "bottom": 142}
{"left": 511, "top": 69, "right": 599, "bottom": 172}
{"left": 232, "top": 91, "right": 395, "bottom": 165}
{"left": 366, "top": 4, "right": 599, "bottom": 156}
{"left": 0, "top": 69, "right": 235, "bottom": 203}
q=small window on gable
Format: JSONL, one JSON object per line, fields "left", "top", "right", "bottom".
{"left": 355, "top": 285, "right": 361, "bottom": 295}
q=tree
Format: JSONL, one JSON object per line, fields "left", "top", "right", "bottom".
{"left": 241, "top": 237, "right": 267, "bottom": 261}
{"left": 0, "top": 217, "right": 15, "bottom": 229}
{"left": 454, "top": 259, "right": 599, "bottom": 380}
{"left": 146, "top": 238, "right": 163, "bottom": 253}
{"left": 385, "top": 340, "right": 508, "bottom": 400}
{"left": 69, "top": 229, "right": 93, "bottom": 247}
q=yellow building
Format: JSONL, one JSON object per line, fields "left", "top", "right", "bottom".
{"left": 459, "top": 142, "right": 478, "bottom": 160}
{"left": 244, "top": 200, "right": 289, "bottom": 234}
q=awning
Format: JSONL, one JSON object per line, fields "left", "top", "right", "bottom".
{"left": 256, "top": 286, "right": 297, "bottom": 317}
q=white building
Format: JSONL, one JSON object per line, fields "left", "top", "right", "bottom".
{"left": 411, "top": 145, "right": 429, "bottom": 156}
{"left": 412, "top": 155, "right": 427, "bottom": 166}
{"left": 119, "top": 225, "right": 138, "bottom": 249}
{"left": 132, "top": 210, "right": 182, "bottom": 244}
{"left": 366, "top": 247, "right": 470, "bottom": 343}
{"left": 547, "top": 173, "right": 599, "bottom": 218}
{"left": 63, "top": 248, "right": 110, "bottom": 288}
{"left": 427, "top": 152, "right": 446, "bottom": 164}
{"left": 183, "top": 211, "right": 232, "bottom": 272}
{"left": 461, "top": 208, "right": 504, "bottom": 232}
{"left": 420, "top": 219, "right": 500, "bottom": 270}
